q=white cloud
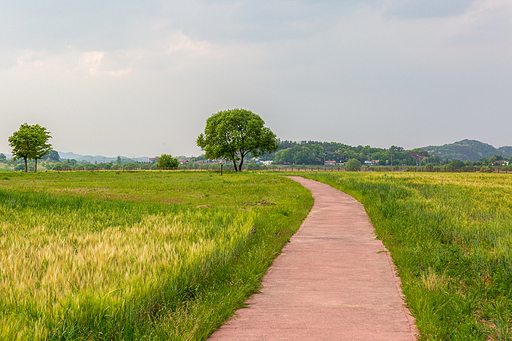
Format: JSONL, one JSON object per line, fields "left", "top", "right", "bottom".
{"left": 80, "top": 51, "right": 104, "bottom": 75}
{"left": 2, "top": 1, "right": 512, "bottom": 156}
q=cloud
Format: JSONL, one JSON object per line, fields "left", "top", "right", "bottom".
{"left": 381, "top": 0, "right": 475, "bottom": 19}
{"left": 2, "top": 0, "right": 512, "bottom": 156}
{"left": 80, "top": 51, "right": 103, "bottom": 75}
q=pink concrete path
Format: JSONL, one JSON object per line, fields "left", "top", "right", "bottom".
{"left": 208, "top": 177, "right": 417, "bottom": 340}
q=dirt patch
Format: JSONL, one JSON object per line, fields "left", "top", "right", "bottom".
{"left": 244, "top": 200, "right": 275, "bottom": 206}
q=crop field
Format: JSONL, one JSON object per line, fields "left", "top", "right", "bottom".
{"left": 304, "top": 172, "right": 512, "bottom": 340}
{"left": 0, "top": 171, "right": 313, "bottom": 340}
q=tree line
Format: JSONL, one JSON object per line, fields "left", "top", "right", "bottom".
{"left": 271, "top": 141, "right": 426, "bottom": 166}
{"left": 5, "top": 112, "right": 512, "bottom": 172}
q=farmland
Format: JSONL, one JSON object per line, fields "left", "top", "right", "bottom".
{"left": 304, "top": 172, "right": 512, "bottom": 340}
{"left": 0, "top": 171, "right": 313, "bottom": 340}
{"left": 3, "top": 170, "right": 512, "bottom": 340}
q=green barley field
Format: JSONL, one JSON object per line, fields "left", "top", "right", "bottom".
{"left": 4, "top": 170, "right": 512, "bottom": 340}
{"left": 304, "top": 171, "right": 512, "bottom": 341}
{"left": 0, "top": 171, "right": 313, "bottom": 340}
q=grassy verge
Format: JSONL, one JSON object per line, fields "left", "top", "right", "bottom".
{"left": 0, "top": 171, "right": 313, "bottom": 340}
{"left": 301, "top": 171, "right": 512, "bottom": 340}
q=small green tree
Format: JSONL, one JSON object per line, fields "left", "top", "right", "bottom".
{"left": 8, "top": 123, "right": 52, "bottom": 172}
{"left": 448, "top": 159, "right": 465, "bottom": 169}
{"left": 197, "top": 109, "right": 278, "bottom": 172}
{"left": 31, "top": 125, "right": 52, "bottom": 172}
{"left": 42, "top": 150, "right": 60, "bottom": 162}
{"left": 346, "top": 158, "right": 361, "bottom": 171}
{"left": 156, "top": 154, "right": 179, "bottom": 169}
{"left": 0, "top": 153, "right": 6, "bottom": 162}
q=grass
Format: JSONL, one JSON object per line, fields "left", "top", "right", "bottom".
{"left": 0, "top": 171, "right": 313, "bottom": 340}
{"left": 302, "top": 171, "right": 512, "bottom": 341}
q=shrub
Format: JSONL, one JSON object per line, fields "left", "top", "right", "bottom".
{"left": 345, "top": 159, "right": 361, "bottom": 171}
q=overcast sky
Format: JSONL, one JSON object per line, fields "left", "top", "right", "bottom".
{"left": 1, "top": 0, "right": 511, "bottom": 157}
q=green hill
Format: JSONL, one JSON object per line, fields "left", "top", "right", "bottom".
{"left": 422, "top": 139, "right": 512, "bottom": 162}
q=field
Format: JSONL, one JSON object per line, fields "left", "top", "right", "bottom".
{"left": 4, "top": 170, "right": 512, "bottom": 340}
{"left": 0, "top": 171, "right": 313, "bottom": 340}
{"left": 304, "top": 172, "right": 512, "bottom": 340}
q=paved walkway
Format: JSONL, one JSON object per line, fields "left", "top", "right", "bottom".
{"left": 208, "top": 177, "right": 417, "bottom": 340}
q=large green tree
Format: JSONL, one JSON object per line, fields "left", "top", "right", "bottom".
{"left": 8, "top": 123, "right": 52, "bottom": 172}
{"left": 197, "top": 109, "right": 278, "bottom": 171}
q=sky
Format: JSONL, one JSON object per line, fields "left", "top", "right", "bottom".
{"left": 1, "top": 0, "right": 511, "bottom": 157}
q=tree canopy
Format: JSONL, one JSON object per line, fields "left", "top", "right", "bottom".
{"left": 346, "top": 158, "right": 361, "bottom": 171}
{"left": 42, "top": 150, "right": 60, "bottom": 162}
{"left": 156, "top": 154, "right": 179, "bottom": 169}
{"left": 8, "top": 123, "right": 52, "bottom": 172}
{"left": 196, "top": 109, "right": 278, "bottom": 171}
{"left": 272, "top": 140, "right": 424, "bottom": 166}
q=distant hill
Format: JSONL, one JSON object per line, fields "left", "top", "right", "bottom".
{"left": 57, "top": 151, "right": 150, "bottom": 163}
{"left": 421, "top": 140, "right": 512, "bottom": 162}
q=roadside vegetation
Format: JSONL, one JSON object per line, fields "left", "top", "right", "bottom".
{"left": 303, "top": 171, "right": 512, "bottom": 340}
{"left": 0, "top": 171, "right": 312, "bottom": 340}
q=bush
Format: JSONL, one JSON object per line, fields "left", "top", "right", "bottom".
{"left": 448, "top": 159, "right": 465, "bottom": 169}
{"left": 156, "top": 154, "right": 179, "bottom": 169}
{"left": 346, "top": 159, "right": 361, "bottom": 171}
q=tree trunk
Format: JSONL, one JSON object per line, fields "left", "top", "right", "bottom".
{"left": 34, "top": 159, "right": 38, "bottom": 172}
{"left": 238, "top": 155, "right": 244, "bottom": 172}
{"left": 232, "top": 159, "right": 238, "bottom": 172}
{"left": 24, "top": 157, "right": 28, "bottom": 172}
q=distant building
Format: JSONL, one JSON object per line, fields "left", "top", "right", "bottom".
{"left": 179, "top": 159, "right": 189, "bottom": 164}
{"left": 364, "top": 160, "right": 379, "bottom": 165}
{"left": 324, "top": 160, "right": 336, "bottom": 166}
{"left": 149, "top": 157, "right": 158, "bottom": 164}
{"left": 493, "top": 160, "right": 509, "bottom": 166}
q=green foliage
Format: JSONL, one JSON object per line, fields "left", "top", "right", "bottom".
{"left": 8, "top": 123, "right": 52, "bottom": 172}
{"left": 448, "top": 159, "right": 465, "bottom": 169}
{"left": 42, "top": 150, "right": 60, "bottom": 161}
{"left": 156, "top": 154, "right": 179, "bottom": 168}
{"left": 273, "top": 140, "right": 422, "bottom": 166}
{"left": 346, "top": 158, "right": 361, "bottom": 171}
{"left": 422, "top": 139, "right": 512, "bottom": 162}
{"left": 197, "top": 109, "right": 278, "bottom": 172}
{"left": 304, "top": 172, "right": 512, "bottom": 340}
{"left": 0, "top": 153, "right": 6, "bottom": 162}
{"left": 0, "top": 171, "right": 312, "bottom": 340}
{"left": 274, "top": 144, "right": 325, "bottom": 165}
{"left": 15, "top": 163, "right": 35, "bottom": 172}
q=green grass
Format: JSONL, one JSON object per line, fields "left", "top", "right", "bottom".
{"left": 0, "top": 171, "right": 313, "bottom": 340}
{"left": 302, "top": 171, "right": 512, "bottom": 341}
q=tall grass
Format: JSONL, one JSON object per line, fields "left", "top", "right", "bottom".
{"left": 304, "top": 172, "right": 512, "bottom": 340}
{"left": 0, "top": 171, "right": 312, "bottom": 340}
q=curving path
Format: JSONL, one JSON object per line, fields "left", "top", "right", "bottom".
{"left": 208, "top": 177, "right": 417, "bottom": 340}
